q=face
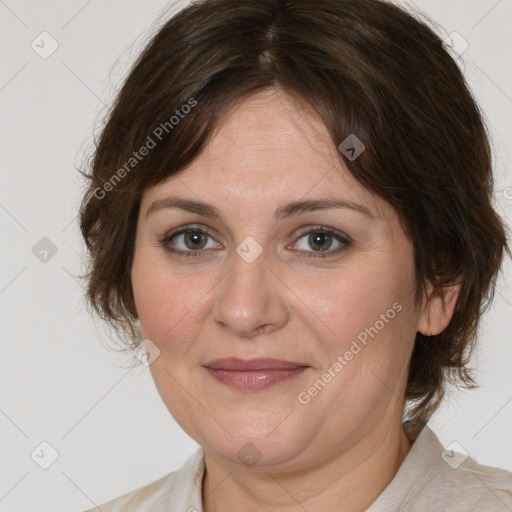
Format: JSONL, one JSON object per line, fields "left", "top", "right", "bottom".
{"left": 131, "top": 89, "right": 429, "bottom": 471}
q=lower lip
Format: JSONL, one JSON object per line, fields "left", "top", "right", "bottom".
{"left": 205, "top": 367, "right": 308, "bottom": 390}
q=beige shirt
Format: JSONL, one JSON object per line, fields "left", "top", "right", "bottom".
{"left": 84, "top": 426, "right": 512, "bottom": 511}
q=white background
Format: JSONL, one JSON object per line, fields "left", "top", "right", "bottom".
{"left": 0, "top": 1, "right": 511, "bottom": 511}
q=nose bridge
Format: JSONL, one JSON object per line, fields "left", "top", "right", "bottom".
{"left": 213, "top": 241, "right": 288, "bottom": 336}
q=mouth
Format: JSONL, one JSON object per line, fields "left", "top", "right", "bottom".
{"left": 202, "top": 358, "right": 310, "bottom": 391}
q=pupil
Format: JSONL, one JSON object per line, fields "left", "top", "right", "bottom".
{"left": 185, "top": 230, "right": 207, "bottom": 250}
{"left": 309, "top": 232, "right": 332, "bottom": 251}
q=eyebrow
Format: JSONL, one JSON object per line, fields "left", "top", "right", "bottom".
{"left": 145, "top": 196, "right": 377, "bottom": 221}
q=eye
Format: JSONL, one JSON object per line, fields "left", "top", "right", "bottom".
{"left": 291, "top": 226, "right": 351, "bottom": 258}
{"left": 159, "top": 225, "right": 220, "bottom": 257}
{"left": 159, "top": 224, "right": 351, "bottom": 259}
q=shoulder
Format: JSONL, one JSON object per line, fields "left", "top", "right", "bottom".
{"left": 368, "top": 425, "right": 512, "bottom": 511}
{"left": 82, "top": 471, "right": 178, "bottom": 512}
{"left": 410, "top": 426, "right": 512, "bottom": 511}
{"left": 81, "top": 447, "right": 205, "bottom": 512}
{"left": 440, "top": 452, "right": 512, "bottom": 510}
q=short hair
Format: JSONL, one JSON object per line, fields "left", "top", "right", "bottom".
{"left": 79, "top": 0, "right": 509, "bottom": 437}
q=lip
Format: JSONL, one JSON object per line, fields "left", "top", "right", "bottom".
{"left": 203, "top": 357, "right": 308, "bottom": 371}
{"left": 203, "top": 358, "right": 310, "bottom": 391}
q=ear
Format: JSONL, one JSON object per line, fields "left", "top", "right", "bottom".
{"left": 416, "top": 281, "right": 461, "bottom": 336}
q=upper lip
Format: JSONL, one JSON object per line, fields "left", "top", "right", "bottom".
{"left": 203, "top": 358, "right": 308, "bottom": 371}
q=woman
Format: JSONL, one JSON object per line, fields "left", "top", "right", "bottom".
{"left": 80, "top": 0, "right": 512, "bottom": 510}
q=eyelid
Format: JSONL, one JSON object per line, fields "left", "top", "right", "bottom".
{"left": 159, "top": 224, "right": 222, "bottom": 252}
{"left": 293, "top": 225, "right": 351, "bottom": 245}
{"left": 288, "top": 225, "right": 351, "bottom": 258}
{"left": 159, "top": 223, "right": 351, "bottom": 258}
{"left": 161, "top": 223, "right": 219, "bottom": 242}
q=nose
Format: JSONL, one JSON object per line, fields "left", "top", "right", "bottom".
{"left": 212, "top": 245, "right": 290, "bottom": 338}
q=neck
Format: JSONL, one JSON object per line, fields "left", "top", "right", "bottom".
{"left": 202, "top": 423, "right": 413, "bottom": 512}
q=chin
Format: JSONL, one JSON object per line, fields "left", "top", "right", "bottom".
{"left": 199, "top": 420, "right": 312, "bottom": 468}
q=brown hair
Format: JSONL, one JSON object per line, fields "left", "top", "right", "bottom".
{"left": 79, "top": 0, "right": 509, "bottom": 436}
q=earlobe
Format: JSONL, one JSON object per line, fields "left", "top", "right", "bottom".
{"left": 417, "top": 282, "right": 461, "bottom": 336}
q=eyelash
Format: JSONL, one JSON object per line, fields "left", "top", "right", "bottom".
{"left": 158, "top": 224, "right": 351, "bottom": 259}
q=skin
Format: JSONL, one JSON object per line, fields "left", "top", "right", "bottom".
{"left": 131, "top": 88, "right": 460, "bottom": 511}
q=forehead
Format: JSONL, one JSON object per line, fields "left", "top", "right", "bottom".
{"left": 141, "top": 89, "right": 393, "bottom": 225}
{"left": 202, "top": 89, "right": 340, "bottom": 177}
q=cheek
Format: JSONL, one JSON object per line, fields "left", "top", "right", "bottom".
{"left": 301, "top": 262, "right": 407, "bottom": 339}
{"left": 296, "top": 269, "right": 416, "bottom": 418}
{"left": 131, "top": 249, "right": 214, "bottom": 352}
{"left": 294, "top": 255, "right": 416, "bottom": 383}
